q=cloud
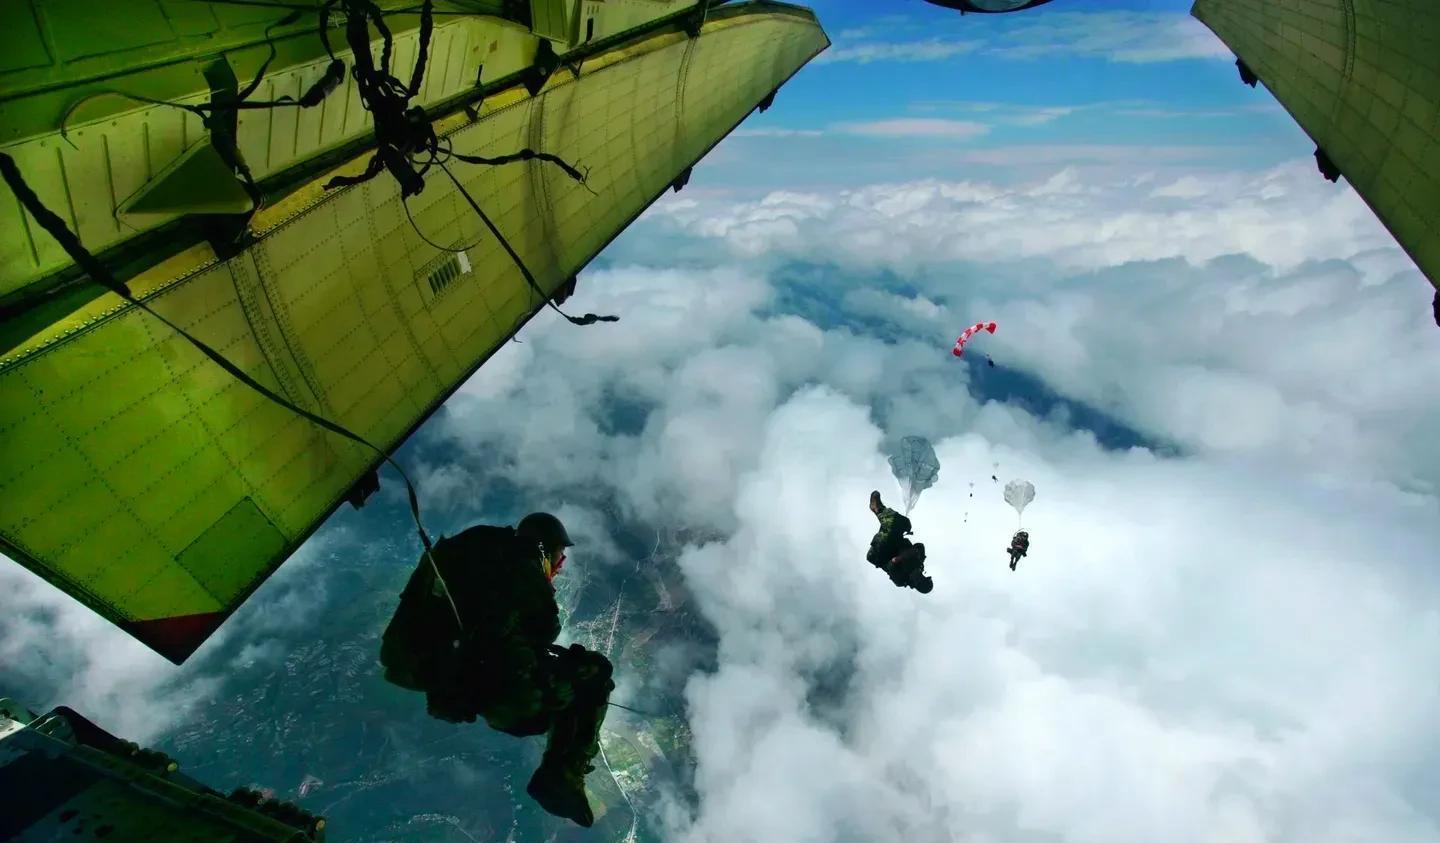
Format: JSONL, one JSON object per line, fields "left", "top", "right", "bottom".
{"left": 1116, "top": 105, "right": 1279, "bottom": 119}
{"left": 733, "top": 119, "right": 997, "bottom": 143}
{"left": 732, "top": 127, "right": 826, "bottom": 138}
{"left": 642, "top": 161, "right": 1401, "bottom": 277}
{"left": 666, "top": 391, "right": 1440, "bottom": 843}
{"left": 634, "top": 162, "right": 1440, "bottom": 489}
{"left": 907, "top": 99, "right": 1283, "bottom": 130}
{"left": 912, "top": 99, "right": 1086, "bottom": 126}
{"left": 0, "top": 525, "right": 362, "bottom": 743}
{"left": 421, "top": 238, "right": 1440, "bottom": 836}
{"left": 819, "top": 12, "right": 1232, "bottom": 66}
{"left": 815, "top": 37, "right": 981, "bottom": 64}
{"left": 834, "top": 119, "right": 992, "bottom": 140}
{"left": 910, "top": 99, "right": 1270, "bottom": 128}
{"left": 955, "top": 144, "right": 1233, "bottom": 166}
{"left": 1003, "top": 106, "right": 1079, "bottom": 126}
{"left": 0, "top": 558, "right": 223, "bottom": 742}
{"left": 988, "top": 12, "right": 1234, "bottom": 64}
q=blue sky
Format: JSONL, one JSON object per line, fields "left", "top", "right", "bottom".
{"left": 702, "top": 0, "right": 1312, "bottom": 189}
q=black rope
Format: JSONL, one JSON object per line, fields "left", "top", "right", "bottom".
{"left": 318, "top": 0, "right": 433, "bottom": 197}
{"left": 401, "top": 195, "right": 485, "bottom": 254}
{"left": 57, "top": 11, "right": 344, "bottom": 221}
{"left": 314, "top": 0, "right": 617, "bottom": 325}
{"left": 59, "top": 13, "right": 343, "bottom": 145}
{"left": 450, "top": 148, "right": 597, "bottom": 196}
{"left": 440, "top": 162, "right": 617, "bottom": 326}
{"left": 607, "top": 701, "right": 668, "bottom": 719}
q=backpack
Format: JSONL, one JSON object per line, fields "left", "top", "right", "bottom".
{"left": 379, "top": 526, "right": 519, "bottom": 690}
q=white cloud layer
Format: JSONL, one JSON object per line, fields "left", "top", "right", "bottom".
{"left": 415, "top": 157, "right": 1440, "bottom": 841}
{"left": 955, "top": 145, "right": 1232, "bottom": 167}
{"left": 647, "top": 162, "right": 1406, "bottom": 275}
{"left": 669, "top": 392, "right": 1440, "bottom": 843}
{"left": 636, "top": 161, "right": 1440, "bottom": 491}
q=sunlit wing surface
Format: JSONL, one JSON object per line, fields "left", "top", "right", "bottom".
{"left": 0, "top": 1, "right": 829, "bottom": 663}
{"left": 1192, "top": 0, "right": 1440, "bottom": 292}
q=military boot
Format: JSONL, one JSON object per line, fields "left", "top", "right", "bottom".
{"left": 526, "top": 759, "right": 595, "bottom": 827}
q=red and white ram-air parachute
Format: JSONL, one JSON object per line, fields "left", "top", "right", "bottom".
{"left": 952, "top": 321, "right": 997, "bottom": 357}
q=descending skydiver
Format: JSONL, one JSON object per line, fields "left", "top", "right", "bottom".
{"left": 1002, "top": 479, "right": 1035, "bottom": 571}
{"left": 1007, "top": 530, "right": 1030, "bottom": 571}
{"left": 379, "top": 513, "right": 613, "bottom": 827}
{"left": 867, "top": 492, "right": 934, "bottom": 594}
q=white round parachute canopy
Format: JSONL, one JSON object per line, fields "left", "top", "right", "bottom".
{"left": 1003, "top": 479, "right": 1035, "bottom": 525}
{"left": 888, "top": 436, "right": 941, "bottom": 515}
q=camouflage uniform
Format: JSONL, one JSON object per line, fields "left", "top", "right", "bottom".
{"left": 866, "top": 506, "right": 912, "bottom": 567}
{"left": 380, "top": 525, "right": 612, "bottom": 784}
{"left": 865, "top": 504, "right": 932, "bottom": 592}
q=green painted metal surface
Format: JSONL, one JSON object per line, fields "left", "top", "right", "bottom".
{"left": 0, "top": 2, "right": 534, "bottom": 301}
{"left": 0, "top": 2, "right": 829, "bottom": 662}
{"left": 1192, "top": 0, "right": 1440, "bottom": 293}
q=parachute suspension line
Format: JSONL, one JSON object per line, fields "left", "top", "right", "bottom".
{"left": 401, "top": 195, "right": 486, "bottom": 254}
{"left": 606, "top": 701, "right": 666, "bottom": 719}
{"left": 889, "top": 436, "right": 940, "bottom": 518}
{"left": 58, "top": 10, "right": 344, "bottom": 146}
{"left": 1003, "top": 478, "right": 1035, "bottom": 536}
{"left": 56, "top": 9, "right": 343, "bottom": 233}
{"left": 399, "top": 142, "right": 599, "bottom": 255}
{"left": 438, "top": 162, "right": 618, "bottom": 327}
{"left": 312, "top": 0, "right": 617, "bottom": 327}
{"left": 0, "top": 152, "right": 464, "bottom": 634}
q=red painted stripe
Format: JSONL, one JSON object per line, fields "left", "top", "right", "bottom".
{"left": 121, "top": 612, "right": 227, "bottom": 664}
